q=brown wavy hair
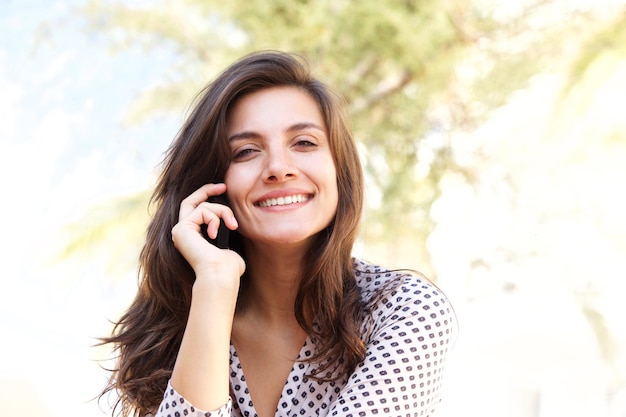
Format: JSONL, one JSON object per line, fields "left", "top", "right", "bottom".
{"left": 99, "top": 51, "right": 366, "bottom": 416}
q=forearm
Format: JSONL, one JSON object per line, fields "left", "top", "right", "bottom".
{"left": 170, "top": 268, "right": 240, "bottom": 412}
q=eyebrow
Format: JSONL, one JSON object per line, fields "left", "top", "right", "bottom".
{"left": 227, "top": 122, "right": 326, "bottom": 142}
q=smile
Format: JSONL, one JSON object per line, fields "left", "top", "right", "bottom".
{"left": 257, "top": 194, "right": 310, "bottom": 207}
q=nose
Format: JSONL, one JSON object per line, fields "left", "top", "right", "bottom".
{"left": 263, "top": 147, "right": 297, "bottom": 183}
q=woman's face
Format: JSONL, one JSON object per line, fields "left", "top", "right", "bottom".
{"left": 224, "top": 86, "right": 339, "bottom": 248}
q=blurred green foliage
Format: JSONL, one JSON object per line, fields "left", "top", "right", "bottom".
{"left": 62, "top": 0, "right": 624, "bottom": 270}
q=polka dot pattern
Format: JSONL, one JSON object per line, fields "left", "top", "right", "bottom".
{"left": 158, "top": 384, "right": 231, "bottom": 417}
{"left": 155, "top": 259, "right": 456, "bottom": 417}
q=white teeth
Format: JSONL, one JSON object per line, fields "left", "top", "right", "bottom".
{"left": 259, "top": 194, "right": 308, "bottom": 207}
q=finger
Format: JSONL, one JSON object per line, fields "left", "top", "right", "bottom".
{"left": 179, "top": 183, "right": 227, "bottom": 220}
{"left": 197, "top": 202, "right": 238, "bottom": 238}
{"left": 171, "top": 205, "right": 222, "bottom": 247}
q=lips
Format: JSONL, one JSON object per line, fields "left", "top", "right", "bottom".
{"left": 257, "top": 194, "right": 310, "bottom": 207}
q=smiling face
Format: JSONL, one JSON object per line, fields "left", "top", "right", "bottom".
{"left": 224, "top": 86, "right": 339, "bottom": 248}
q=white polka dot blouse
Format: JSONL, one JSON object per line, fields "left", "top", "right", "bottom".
{"left": 156, "top": 259, "right": 456, "bottom": 417}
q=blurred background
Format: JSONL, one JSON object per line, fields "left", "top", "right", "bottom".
{"left": 1, "top": 0, "right": 625, "bottom": 416}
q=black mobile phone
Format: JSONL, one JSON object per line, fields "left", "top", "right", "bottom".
{"left": 200, "top": 194, "right": 230, "bottom": 249}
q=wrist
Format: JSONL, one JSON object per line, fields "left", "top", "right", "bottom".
{"left": 192, "top": 263, "right": 241, "bottom": 295}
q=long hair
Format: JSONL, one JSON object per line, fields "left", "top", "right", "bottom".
{"left": 99, "top": 51, "right": 365, "bottom": 416}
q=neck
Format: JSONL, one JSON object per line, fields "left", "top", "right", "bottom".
{"left": 236, "top": 240, "right": 309, "bottom": 326}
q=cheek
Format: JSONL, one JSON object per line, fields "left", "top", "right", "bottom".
{"left": 326, "top": 162, "right": 339, "bottom": 195}
{"left": 223, "top": 169, "right": 241, "bottom": 208}
{"left": 325, "top": 171, "right": 340, "bottom": 213}
{"left": 223, "top": 165, "right": 246, "bottom": 192}
{"left": 224, "top": 166, "right": 255, "bottom": 218}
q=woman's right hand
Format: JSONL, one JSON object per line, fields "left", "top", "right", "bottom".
{"left": 171, "top": 183, "right": 246, "bottom": 283}
{"left": 170, "top": 183, "right": 244, "bottom": 411}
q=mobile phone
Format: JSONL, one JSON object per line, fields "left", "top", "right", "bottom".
{"left": 200, "top": 194, "right": 230, "bottom": 249}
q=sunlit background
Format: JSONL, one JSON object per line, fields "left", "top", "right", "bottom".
{"left": 2, "top": 1, "right": 625, "bottom": 416}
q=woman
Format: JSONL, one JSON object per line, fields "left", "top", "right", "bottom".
{"left": 100, "top": 51, "right": 456, "bottom": 417}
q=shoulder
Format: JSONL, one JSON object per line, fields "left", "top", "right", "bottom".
{"left": 352, "top": 258, "right": 449, "bottom": 308}
{"left": 352, "top": 258, "right": 456, "bottom": 340}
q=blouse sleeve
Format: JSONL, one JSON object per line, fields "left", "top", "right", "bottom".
{"left": 154, "top": 381, "right": 232, "bottom": 417}
{"left": 328, "top": 274, "right": 456, "bottom": 417}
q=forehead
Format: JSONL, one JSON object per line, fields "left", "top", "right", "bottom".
{"left": 226, "top": 86, "right": 326, "bottom": 133}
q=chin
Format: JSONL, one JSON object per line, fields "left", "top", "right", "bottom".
{"left": 245, "top": 230, "right": 320, "bottom": 248}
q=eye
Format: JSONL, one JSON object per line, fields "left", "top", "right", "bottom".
{"left": 232, "top": 147, "right": 258, "bottom": 160}
{"left": 294, "top": 136, "right": 318, "bottom": 148}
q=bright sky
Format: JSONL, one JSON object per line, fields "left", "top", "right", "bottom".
{"left": 1, "top": 1, "right": 178, "bottom": 415}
